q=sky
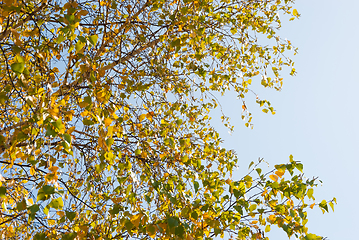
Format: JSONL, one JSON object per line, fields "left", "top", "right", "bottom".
{"left": 211, "top": 1, "right": 359, "bottom": 239}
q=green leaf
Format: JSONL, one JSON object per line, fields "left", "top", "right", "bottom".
{"left": 65, "top": 211, "right": 77, "bottom": 221}
{"left": 49, "top": 197, "right": 64, "bottom": 210}
{"left": 170, "top": 38, "right": 181, "bottom": 47}
{"left": 56, "top": 35, "right": 66, "bottom": 44}
{"left": 296, "top": 163, "right": 303, "bottom": 172}
{"left": 83, "top": 119, "right": 94, "bottom": 125}
{"left": 42, "top": 185, "right": 55, "bottom": 194}
{"left": 34, "top": 232, "right": 48, "bottom": 240}
{"left": 248, "top": 161, "right": 254, "bottom": 169}
{"left": 0, "top": 186, "right": 6, "bottom": 198}
{"left": 194, "top": 181, "right": 199, "bottom": 193}
{"left": 63, "top": 133, "right": 71, "bottom": 144}
{"left": 167, "top": 217, "right": 179, "bottom": 228}
{"left": 88, "top": 35, "right": 98, "bottom": 46}
{"left": 319, "top": 200, "right": 328, "bottom": 212}
{"left": 52, "top": 119, "right": 64, "bottom": 131}
{"left": 75, "top": 41, "right": 85, "bottom": 52}
{"left": 28, "top": 204, "right": 40, "bottom": 214}
{"left": 45, "top": 126, "right": 57, "bottom": 137}
{"left": 11, "top": 62, "right": 25, "bottom": 73}
{"left": 0, "top": 92, "right": 9, "bottom": 105}
{"left": 37, "top": 185, "right": 54, "bottom": 202}
{"left": 15, "top": 131, "right": 28, "bottom": 141}
{"left": 78, "top": 35, "right": 86, "bottom": 43}
{"left": 16, "top": 199, "right": 27, "bottom": 211}
{"left": 61, "top": 232, "right": 77, "bottom": 240}
{"left": 135, "top": 149, "right": 141, "bottom": 155}
{"left": 175, "top": 224, "right": 185, "bottom": 237}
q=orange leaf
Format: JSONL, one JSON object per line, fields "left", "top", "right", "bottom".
{"left": 104, "top": 118, "right": 112, "bottom": 127}
{"left": 275, "top": 170, "right": 284, "bottom": 178}
{"left": 269, "top": 174, "right": 278, "bottom": 182}
{"left": 268, "top": 215, "right": 276, "bottom": 223}
{"left": 130, "top": 214, "right": 142, "bottom": 228}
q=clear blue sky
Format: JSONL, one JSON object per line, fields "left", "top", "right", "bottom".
{"left": 212, "top": 1, "right": 358, "bottom": 239}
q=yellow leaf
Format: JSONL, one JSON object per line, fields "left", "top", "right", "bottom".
{"left": 310, "top": 203, "right": 315, "bottom": 209}
{"left": 293, "top": 9, "right": 299, "bottom": 17}
{"left": 139, "top": 114, "right": 146, "bottom": 122}
{"left": 30, "top": 167, "right": 36, "bottom": 176}
{"left": 130, "top": 214, "right": 142, "bottom": 228}
{"left": 269, "top": 174, "right": 278, "bottom": 182}
{"left": 67, "top": 126, "right": 76, "bottom": 134}
{"left": 48, "top": 219, "right": 56, "bottom": 225}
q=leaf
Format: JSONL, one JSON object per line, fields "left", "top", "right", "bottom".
{"left": 293, "top": 9, "right": 299, "bottom": 17}
{"left": 42, "top": 185, "right": 55, "bottom": 194}
{"left": 194, "top": 181, "right": 199, "bottom": 193}
{"left": 75, "top": 41, "right": 85, "bottom": 52}
{"left": 130, "top": 214, "right": 142, "bottom": 227}
{"left": 83, "top": 118, "right": 94, "bottom": 125}
{"left": 248, "top": 161, "right": 254, "bottom": 169}
{"left": 28, "top": 204, "right": 40, "bottom": 214}
{"left": 37, "top": 185, "right": 55, "bottom": 202}
{"left": 275, "top": 170, "right": 284, "bottom": 178}
{"left": 16, "top": 199, "right": 27, "bottom": 211}
{"left": 0, "top": 92, "right": 9, "bottom": 104}
{"left": 167, "top": 217, "right": 179, "bottom": 228}
{"left": 88, "top": 35, "right": 98, "bottom": 46}
{"left": 34, "top": 233, "right": 48, "bottom": 240}
{"left": 269, "top": 174, "right": 278, "bottom": 182}
{"left": 49, "top": 197, "right": 64, "bottom": 210}
{"left": 249, "top": 204, "right": 257, "bottom": 212}
{"left": 0, "top": 186, "right": 6, "bottom": 198}
{"left": 329, "top": 201, "right": 335, "bottom": 212}
{"left": 65, "top": 211, "right": 77, "bottom": 221}
{"left": 307, "top": 188, "right": 314, "bottom": 200}
{"left": 302, "top": 233, "right": 322, "bottom": 240}
{"left": 11, "top": 62, "right": 25, "bottom": 73}
{"left": 319, "top": 200, "right": 328, "bottom": 213}
{"left": 52, "top": 119, "right": 64, "bottom": 131}
{"left": 170, "top": 38, "right": 181, "bottom": 47}
{"left": 61, "top": 232, "right": 77, "bottom": 240}
{"left": 45, "top": 126, "right": 57, "bottom": 137}
{"left": 63, "top": 133, "right": 71, "bottom": 144}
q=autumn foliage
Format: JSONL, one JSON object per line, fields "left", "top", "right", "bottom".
{"left": 0, "top": 0, "right": 334, "bottom": 239}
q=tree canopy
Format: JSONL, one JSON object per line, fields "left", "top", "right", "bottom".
{"left": 0, "top": 0, "right": 335, "bottom": 239}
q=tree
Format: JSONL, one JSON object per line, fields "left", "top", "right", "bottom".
{"left": 0, "top": 0, "right": 335, "bottom": 239}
